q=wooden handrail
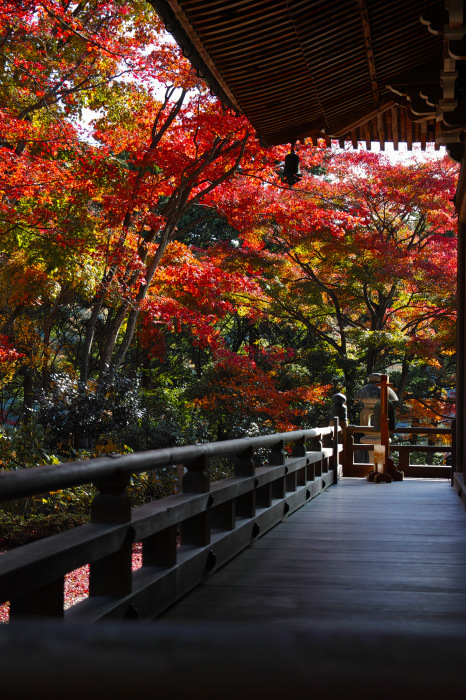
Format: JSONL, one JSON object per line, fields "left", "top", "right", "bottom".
{"left": 347, "top": 425, "right": 452, "bottom": 435}
{"left": 348, "top": 444, "right": 451, "bottom": 453}
{"left": 0, "top": 427, "right": 333, "bottom": 502}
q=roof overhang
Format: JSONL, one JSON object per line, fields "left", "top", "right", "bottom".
{"left": 149, "top": 0, "right": 466, "bottom": 158}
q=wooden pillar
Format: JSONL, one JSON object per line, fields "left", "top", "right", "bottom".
{"left": 330, "top": 393, "right": 347, "bottom": 474}
{"left": 455, "top": 157, "right": 466, "bottom": 479}
{"left": 457, "top": 219, "right": 466, "bottom": 477}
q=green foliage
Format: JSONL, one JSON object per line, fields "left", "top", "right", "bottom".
{"left": 0, "top": 422, "right": 60, "bottom": 471}
{"left": 38, "top": 373, "right": 145, "bottom": 448}
{"left": 0, "top": 511, "right": 89, "bottom": 549}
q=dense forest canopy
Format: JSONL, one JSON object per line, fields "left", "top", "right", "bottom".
{"left": 0, "top": 0, "right": 459, "bottom": 468}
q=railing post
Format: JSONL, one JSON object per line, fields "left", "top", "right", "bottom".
{"left": 143, "top": 526, "right": 177, "bottom": 568}
{"left": 309, "top": 434, "right": 323, "bottom": 476}
{"left": 269, "top": 440, "right": 287, "bottom": 499}
{"left": 269, "top": 439, "right": 286, "bottom": 466}
{"left": 291, "top": 436, "right": 307, "bottom": 457}
{"left": 182, "top": 454, "right": 210, "bottom": 494}
{"left": 234, "top": 446, "right": 256, "bottom": 477}
{"left": 182, "top": 455, "right": 211, "bottom": 546}
{"left": 331, "top": 417, "right": 340, "bottom": 483}
{"left": 233, "top": 445, "right": 256, "bottom": 518}
{"left": 89, "top": 471, "right": 133, "bottom": 598}
{"left": 345, "top": 432, "right": 355, "bottom": 476}
{"left": 331, "top": 393, "right": 347, "bottom": 473}
{"left": 292, "top": 436, "right": 307, "bottom": 487}
{"left": 397, "top": 447, "right": 410, "bottom": 475}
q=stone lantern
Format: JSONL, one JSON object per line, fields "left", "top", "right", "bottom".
{"left": 355, "top": 373, "right": 398, "bottom": 453}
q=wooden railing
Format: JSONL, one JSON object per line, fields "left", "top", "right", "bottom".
{"left": 0, "top": 424, "right": 341, "bottom": 623}
{"left": 343, "top": 424, "right": 453, "bottom": 479}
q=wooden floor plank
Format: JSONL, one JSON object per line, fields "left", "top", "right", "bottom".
{"left": 159, "top": 478, "right": 466, "bottom": 635}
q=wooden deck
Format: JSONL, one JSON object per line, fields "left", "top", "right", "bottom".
{"left": 3, "top": 478, "right": 466, "bottom": 698}
{"left": 160, "top": 477, "right": 466, "bottom": 634}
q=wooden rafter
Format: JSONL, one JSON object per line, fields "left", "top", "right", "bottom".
{"left": 154, "top": 0, "right": 446, "bottom": 149}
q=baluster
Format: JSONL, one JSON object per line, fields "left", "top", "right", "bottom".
{"left": 309, "top": 434, "right": 323, "bottom": 476}
{"left": 89, "top": 472, "right": 133, "bottom": 598}
{"left": 211, "top": 501, "right": 236, "bottom": 530}
{"left": 331, "top": 393, "right": 347, "bottom": 473}
{"left": 323, "top": 431, "right": 333, "bottom": 449}
{"left": 292, "top": 436, "right": 306, "bottom": 457}
{"left": 269, "top": 439, "right": 286, "bottom": 499}
{"left": 322, "top": 430, "right": 333, "bottom": 472}
{"left": 143, "top": 526, "right": 177, "bottom": 568}
{"left": 235, "top": 448, "right": 256, "bottom": 517}
{"left": 256, "top": 482, "right": 272, "bottom": 508}
{"left": 331, "top": 417, "right": 340, "bottom": 483}
{"left": 398, "top": 447, "right": 410, "bottom": 475}
{"left": 292, "top": 436, "right": 307, "bottom": 486}
{"left": 286, "top": 470, "right": 297, "bottom": 491}
{"left": 234, "top": 446, "right": 255, "bottom": 477}
{"left": 236, "top": 490, "right": 256, "bottom": 518}
{"left": 211, "top": 446, "right": 256, "bottom": 528}
{"left": 182, "top": 454, "right": 210, "bottom": 494}
{"left": 181, "top": 455, "right": 210, "bottom": 546}
{"left": 297, "top": 465, "right": 306, "bottom": 486}
{"left": 272, "top": 476, "right": 286, "bottom": 499}
{"left": 345, "top": 433, "right": 355, "bottom": 476}
{"left": 269, "top": 439, "right": 286, "bottom": 466}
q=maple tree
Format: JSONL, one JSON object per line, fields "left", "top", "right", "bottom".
{"left": 0, "top": 0, "right": 458, "bottom": 450}
{"left": 208, "top": 148, "right": 458, "bottom": 417}
{"left": 0, "top": 0, "right": 261, "bottom": 435}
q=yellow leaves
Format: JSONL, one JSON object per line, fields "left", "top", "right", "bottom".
{"left": 92, "top": 438, "right": 132, "bottom": 457}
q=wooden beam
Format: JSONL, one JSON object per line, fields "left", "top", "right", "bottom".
{"left": 435, "top": 120, "right": 441, "bottom": 150}
{"left": 357, "top": 0, "right": 379, "bottom": 108}
{"left": 332, "top": 101, "right": 395, "bottom": 137}
{"left": 420, "top": 119, "right": 427, "bottom": 150}
{"left": 406, "top": 120, "right": 413, "bottom": 150}
{"left": 377, "top": 113, "right": 385, "bottom": 150}
{"left": 391, "top": 106, "right": 399, "bottom": 150}
{"left": 449, "top": 0, "right": 464, "bottom": 29}
{"left": 351, "top": 130, "right": 358, "bottom": 149}
{"left": 386, "top": 60, "right": 443, "bottom": 95}
{"left": 364, "top": 122, "right": 371, "bottom": 150}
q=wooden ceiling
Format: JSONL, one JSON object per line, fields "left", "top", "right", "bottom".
{"left": 149, "top": 0, "right": 466, "bottom": 155}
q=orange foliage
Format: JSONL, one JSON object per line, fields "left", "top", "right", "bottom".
{"left": 193, "top": 353, "right": 330, "bottom": 432}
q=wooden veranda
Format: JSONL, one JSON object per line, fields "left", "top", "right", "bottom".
{"left": 2, "top": 449, "right": 466, "bottom": 698}
{"left": 2, "top": 1, "right": 466, "bottom": 696}
{"left": 161, "top": 478, "right": 466, "bottom": 633}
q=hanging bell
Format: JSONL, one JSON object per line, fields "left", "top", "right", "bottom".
{"left": 282, "top": 146, "right": 302, "bottom": 187}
